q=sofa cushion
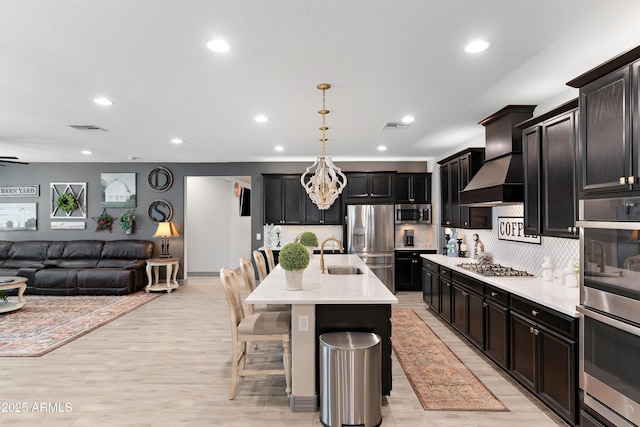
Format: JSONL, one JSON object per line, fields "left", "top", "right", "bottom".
{"left": 77, "top": 269, "right": 134, "bottom": 295}
{"left": 0, "top": 241, "right": 13, "bottom": 263}
{"left": 57, "top": 240, "right": 104, "bottom": 268}
{"left": 2, "top": 241, "right": 50, "bottom": 268}
{"left": 100, "top": 240, "right": 154, "bottom": 260}
{"left": 33, "top": 268, "right": 78, "bottom": 295}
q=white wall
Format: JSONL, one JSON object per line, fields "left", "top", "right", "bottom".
{"left": 185, "top": 176, "right": 251, "bottom": 274}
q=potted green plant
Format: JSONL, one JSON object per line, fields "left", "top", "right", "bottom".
{"left": 299, "top": 231, "right": 318, "bottom": 258}
{"left": 278, "top": 242, "right": 310, "bottom": 291}
{"left": 119, "top": 210, "right": 135, "bottom": 234}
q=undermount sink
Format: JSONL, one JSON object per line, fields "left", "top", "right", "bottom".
{"left": 326, "top": 266, "right": 364, "bottom": 275}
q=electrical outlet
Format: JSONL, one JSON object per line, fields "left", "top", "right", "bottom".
{"left": 256, "top": 233, "right": 261, "bottom": 240}
{"left": 298, "top": 315, "right": 309, "bottom": 332}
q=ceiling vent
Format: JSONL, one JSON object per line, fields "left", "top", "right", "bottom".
{"left": 382, "top": 122, "right": 410, "bottom": 130}
{"left": 68, "top": 125, "right": 108, "bottom": 132}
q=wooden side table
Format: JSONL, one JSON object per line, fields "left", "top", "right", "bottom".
{"left": 145, "top": 258, "right": 180, "bottom": 293}
{"left": 0, "top": 276, "right": 27, "bottom": 313}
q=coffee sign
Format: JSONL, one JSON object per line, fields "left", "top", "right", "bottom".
{"left": 498, "top": 216, "right": 541, "bottom": 244}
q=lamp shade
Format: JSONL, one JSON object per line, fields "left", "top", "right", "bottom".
{"left": 153, "top": 221, "right": 179, "bottom": 238}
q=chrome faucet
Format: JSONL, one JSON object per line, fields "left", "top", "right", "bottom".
{"left": 320, "top": 237, "right": 344, "bottom": 274}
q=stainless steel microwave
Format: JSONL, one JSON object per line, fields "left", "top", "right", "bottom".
{"left": 395, "top": 204, "right": 431, "bottom": 224}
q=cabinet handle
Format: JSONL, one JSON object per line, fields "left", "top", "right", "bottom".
{"left": 620, "top": 177, "right": 627, "bottom": 185}
{"left": 462, "top": 291, "right": 468, "bottom": 297}
{"left": 490, "top": 292, "right": 498, "bottom": 297}
{"left": 483, "top": 302, "right": 488, "bottom": 308}
{"left": 567, "top": 226, "right": 572, "bottom": 232}
{"left": 464, "top": 221, "right": 468, "bottom": 226}
{"left": 446, "top": 283, "right": 450, "bottom": 287}
{"left": 629, "top": 176, "right": 637, "bottom": 184}
{"left": 531, "top": 310, "right": 539, "bottom": 317}
{"left": 529, "top": 326, "right": 540, "bottom": 335}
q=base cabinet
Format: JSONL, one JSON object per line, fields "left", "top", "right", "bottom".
{"left": 484, "top": 297, "right": 509, "bottom": 369}
{"left": 396, "top": 250, "right": 436, "bottom": 291}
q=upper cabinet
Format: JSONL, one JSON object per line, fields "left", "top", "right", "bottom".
{"left": 438, "top": 149, "right": 492, "bottom": 229}
{"left": 566, "top": 46, "right": 640, "bottom": 197}
{"left": 519, "top": 99, "right": 579, "bottom": 238}
{"left": 395, "top": 173, "right": 431, "bottom": 204}
{"left": 263, "top": 175, "right": 304, "bottom": 224}
{"left": 344, "top": 172, "right": 395, "bottom": 203}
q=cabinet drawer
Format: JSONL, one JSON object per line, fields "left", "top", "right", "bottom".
{"left": 452, "top": 271, "right": 484, "bottom": 295}
{"left": 422, "top": 259, "right": 439, "bottom": 274}
{"left": 485, "top": 285, "right": 509, "bottom": 306}
{"left": 438, "top": 266, "right": 451, "bottom": 279}
{"left": 510, "top": 295, "right": 575, "bottom": 338}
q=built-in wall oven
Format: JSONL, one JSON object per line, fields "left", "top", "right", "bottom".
{"left": 577, "top": 197, "right": 640, "bottom": 427}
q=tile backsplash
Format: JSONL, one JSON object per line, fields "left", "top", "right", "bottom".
{"left": 439, "top": 205, "right": 579, "bottom": 277}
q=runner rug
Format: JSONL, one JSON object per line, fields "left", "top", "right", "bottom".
{"left": 391, "top": 308, "right": 508, "bottom": 411}
{"left": 0, "top": 293, "right": 161, "bottom": 357}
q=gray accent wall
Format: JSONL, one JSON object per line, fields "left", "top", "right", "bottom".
{"left": 0, "top": 161, "right": 429, "bottom": 279}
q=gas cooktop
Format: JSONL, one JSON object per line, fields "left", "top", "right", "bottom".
{"left": 456, "top": 263, "right": 534, "bottom": 277}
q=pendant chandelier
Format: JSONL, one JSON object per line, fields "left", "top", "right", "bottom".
{"left": 300, "top": 83, "right": 347, "bottom": 210}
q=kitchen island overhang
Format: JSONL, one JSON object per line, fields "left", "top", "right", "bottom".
{"left": 246, "top": 254, "right": 397, "bottom": 412}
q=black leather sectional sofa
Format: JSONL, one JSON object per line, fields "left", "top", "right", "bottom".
{"left": 0, "top": 240, "right": 154, "bottom": 295}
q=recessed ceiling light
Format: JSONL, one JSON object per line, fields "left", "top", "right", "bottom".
{"left": 464, "top": 40, "right": 489, "bottom": 53}
{"left": 206, "top": 39, "right": 230, "bottom": 53}
{"left": 93, "top": 97, "right": 113, "bottom": 106}
{"left": 171, "top": 138, "right": 184, "bottom": 144}
{"left": 255, "top": 115, "right": 269, "bottom": 123}
{"left": 81, "top": 150, "right": 92, "bottom": 155}
{"left": 274, "top": 145, "right": 284, "bottom": 152}
{"left": 401, "top": 115, "right": 415, "bottom": 124}
{"left": 377, "top": 146, "right": 387, "bottom": 151}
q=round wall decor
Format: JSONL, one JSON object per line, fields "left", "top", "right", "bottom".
{"left": 147, "top": 166, "right": 173, "bottom": 192}
{"left": 147, "top": 199, "right": 174, "bottom": 223}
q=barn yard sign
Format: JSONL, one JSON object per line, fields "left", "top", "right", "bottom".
{"left": 498, "top": 216, "right": 541, "bottom": 244}
{"left": 0, "top": 185, "right": 39, "bottom": 197}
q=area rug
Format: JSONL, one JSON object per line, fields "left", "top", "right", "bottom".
{"left": 0, "top": 293, "right": 161, "bottom": 357}
{"left": 391, "top": 308, "right": 508, "bottom": 412}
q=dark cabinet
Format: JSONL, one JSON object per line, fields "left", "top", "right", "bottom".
{"left": 509, "top": 297, "right": 577, "bottom": 425}
{"left": 303, "top": 193, "right": 342, "bottom": 224}
{"left": 263, "top": 175, "right": 304, "bottom": 224}
{"left": 451, "top": 272, "right": 485, "bottom": 349}
{"left": 484, "top": 286, "right": 510, "bottom": 369}
{"left": 396, "top": 173, "right": 431, "bottom": 204}
{"left": 438, "top": 267, "right": 452, "bottom": 323}
{"left": 422, "top": 260, "right": 438, "bottom": 308}
{"left": 567, "top": 49, "right": 640, "bottom": 196}
{"left": 438, "top": 149, "right": 492, "bottom": 229}
{"left": 520, "top": 99, "right": 579, "bottom": 238}
{"left": 344, "top": 172, "right": 394, "bottom": 202}
{"left": 396, "top": 250, "right": 436, "bottom": 292}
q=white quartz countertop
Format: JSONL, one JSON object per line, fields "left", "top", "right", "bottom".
{"left": 395, "top": 246, "right": 439, "bottom": 251}
{"left": 422, "top": 254, "right": 580, "bottom": 317}
{"left": 246, "top": 254, "right": 398, "bottom": 305}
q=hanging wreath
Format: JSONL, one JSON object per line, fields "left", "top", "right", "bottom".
{"left": 56, "top": 193, "right": 77, "bottom": 212}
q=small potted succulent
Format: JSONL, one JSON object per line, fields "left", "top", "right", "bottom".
{"left": 278, "top": 242, "right": 310, "bottom": 291}
{"left": 298, "top": 231, "right": 318, "bottom": 258}
{"left": 119, "top": 210, "right": 135, "bottom": 234}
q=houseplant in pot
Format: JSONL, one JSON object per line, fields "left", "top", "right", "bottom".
{"left": 119, "top": 210, "right": 135, "bottom": 234}
{"left": 299, "top": 231, "right": 318, "bottom": 258}
{"left": 278, "top": 242, "right": 310, "bottom": 291}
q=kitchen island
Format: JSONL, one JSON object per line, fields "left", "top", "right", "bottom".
{"left": 246, "top": 253, "right": 397, "bottom": 412}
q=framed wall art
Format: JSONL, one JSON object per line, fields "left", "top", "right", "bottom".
{"left": 147, "top": 199, "right": 173, "bottom": 223}
{"left": 147, "top": 167, "right": 173, "bottom": 192}
{"left": 101, "top": 173, "right": 136, "bottom": 208}
{"left": 50, "top": 183, "right": 87, "bottom": 219}
{"left": 0, "top": 185, "right": 39, "bottom": 198}
{"left": 0, "top": 203, "right": 37, "bottom": 231}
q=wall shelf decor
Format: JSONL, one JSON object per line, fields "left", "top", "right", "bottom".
{"left": 51, "top": 221, "right": 86, "bottom": 230}
{"left": 50, "top": 183, "right": 87, "bottom": 219}
{"left": 147, "top": 167, "right": 173, "bottom": 192}
{"left": 147, "top": 199, "right": 173, "bottom": 223}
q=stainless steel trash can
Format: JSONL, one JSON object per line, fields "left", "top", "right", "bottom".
{"left": 319, "top": 332, "right": 382, "bottom": 427}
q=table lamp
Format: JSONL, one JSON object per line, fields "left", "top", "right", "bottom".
{"left": 153, "top": 221, "right": 179, "bottom": 258}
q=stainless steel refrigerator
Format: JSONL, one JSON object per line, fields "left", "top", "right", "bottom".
{"left": 346, "top": 204, "right": 395, "bottom": 293}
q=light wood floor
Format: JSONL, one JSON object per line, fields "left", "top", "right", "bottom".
{"left": 0, "top": 276, "right": 568, "bottom": 426}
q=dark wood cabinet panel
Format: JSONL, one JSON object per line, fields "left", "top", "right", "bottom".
{"left": 345, "top": 172, "right": 394, "bottom": 202}
{"left": 467, "top": 290, "right": 484, "bottom": 349}
{"left": 264, "top": 174, "right": 303, "bottom": 224}
{"left": 438, "top": 149, "right": 492, "bottom": 229}
{"left": 264, "top": 175, "right": 285, "bottom": 224}
{"left": 439, "top": 276, "right": 452, "bottom": 323}
{"left": 396, "top": 173, "right": 431, "bottom": 204}
{"left": 396, "top": 250, "right": 435, "bottom": 292}
{"left": 523, "top": 126, "right": 541, "bottom": 235}
{"left": 510, "top": 312, "right": 537, "bottom": 391}
{"left": 539, "top": 328, "right": 576, "bottom": 422}
{"left": 282, "top": 177, "right": 304, "bottom": 223}
{"left": 485, "top": 299, "right": 509, "bottom": 369}
{"left": 452, "top": 283, "right": 467, "bottom": 334}
{"left": 542, "top": 112, "right": 577, "bottom": 237}
{"left": 303, "top": 193, "right": 342, "bottom": 224}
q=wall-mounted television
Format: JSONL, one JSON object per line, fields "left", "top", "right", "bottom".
{"left": 239, "top": 187, "right": 251, "bottom": 216}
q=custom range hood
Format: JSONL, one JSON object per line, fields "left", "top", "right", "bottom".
{"left": 459, "top": 105, "right": 536, "bottom": 207}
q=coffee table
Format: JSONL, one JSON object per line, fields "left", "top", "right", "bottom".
{"left": 0, "top": 276, "right": 27, "bottom": 313}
